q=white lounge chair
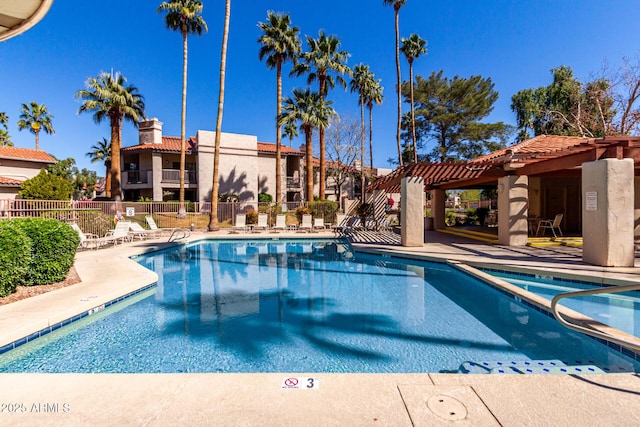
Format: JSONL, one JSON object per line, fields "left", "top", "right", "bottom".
{"left": 298, "top": 214, "right": 313, "bottom": 232}
{"left": 70, "top": 223, "right": 109, "bottom": 250}
{"left": 252, "top": 213, "right": 269, "bottom": 233}
{"left": 271, "top": 214, "right": 287, "bottom": 232}
{"left": 231, "top": 213, "right": 248, "bottom": 233}
{"left": 145, "top": 215, "right": 174, "bottom": 236}
{"left": 104, "top": 221, "right": 133, "bottom": 245}
{"left": 128, "top": 222, "right": 159, "bottom": 240}
{"left": 313, "top": 217, "right": 326, "bottom": 231}
{"left": 536, "top": 213, "right": 563, "bottom": 238}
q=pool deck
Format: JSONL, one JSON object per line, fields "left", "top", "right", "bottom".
{"left": 1, "top": 229, "right": 639, "bottom": 426}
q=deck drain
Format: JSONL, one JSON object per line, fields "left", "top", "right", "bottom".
{"left": 426, "top": 395, "right": 468, "bottom": 421}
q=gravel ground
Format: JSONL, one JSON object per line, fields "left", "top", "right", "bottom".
{"left": 0, "top": 267, "right": 81, "bottom": 306}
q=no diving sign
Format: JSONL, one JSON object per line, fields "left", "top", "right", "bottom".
{"left": 281, "top": 377, "right": 319, "bottom": 389}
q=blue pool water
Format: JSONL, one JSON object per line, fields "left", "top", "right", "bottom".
{"left": 0, "top": 239, "right": 638, "bottom": 374}
{"left": 487, "top": 270, "right": 640, "bottom": 338}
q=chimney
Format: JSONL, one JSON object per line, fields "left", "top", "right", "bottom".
{"left": 138, "top": 118, "right": 163, "bottom": 145}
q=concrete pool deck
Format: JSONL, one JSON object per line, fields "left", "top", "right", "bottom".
{"left": 1, "top": 229, "right": 639, "bottom": 426}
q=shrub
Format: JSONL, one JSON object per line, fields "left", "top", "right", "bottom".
{"left": 0, "top": 220, "right": 31, "bottom": 296}
{"left": 445, "top": 210, "right": 457, "bottom": 226}
{"left": 19, "top": 169, "right": 74, "bottom": 200}
{"left": 258, "top": 193, "right": 273, "bottom": 203}
{"left": 308, "top": 200, "right": 339, "bottom": 222}
{"left": 13, "top": 218, "right": 79, "bottom": 286}
{"left": 245, "top": 209, "right": 258, "bottom": 225}
{"left": 295, "top": 206, "right": 311, "bottom": 222}
{"left": 466, "top": 208, "right": 478, "bottom": 225}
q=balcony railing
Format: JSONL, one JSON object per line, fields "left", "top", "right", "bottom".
{"left": 125, "top": 170, "right": 150, "bottom": 184}
{"left": 286, "top": 176, "right": 301, "bottom": 188}
{"left": 162, "top": 169, "right": 197, "bottom": 184}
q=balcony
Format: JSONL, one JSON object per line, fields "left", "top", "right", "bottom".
{"left": 286, "top": 176, "right": 301, "bottom": 189}
{"left": 125, "top": 170, "right": 150, "bottom": 184}
{"left": 162, "top": 169, "right": 197, "bottom": 184}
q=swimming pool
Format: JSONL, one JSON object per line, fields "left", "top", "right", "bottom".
{"left": 0, "top": 239, "right": 638, "bottom": 374}
{"left": 485, "top": 269, "right": 640, "bottom": 338}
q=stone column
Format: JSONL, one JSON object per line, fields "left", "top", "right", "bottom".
{"left": 152, "top": 152, "right": 163, "bottom": 201}
{"left": 582, "top": 158, "right": 634, "bottom": 267}
{"left": 497, "top": 175, "right": 529, "bottom": 246}
{"left": 431, "top": 189, "right": 446, "bottom": 229}
{"left": 401, "top": 177, "right": 425, "bottom": 247}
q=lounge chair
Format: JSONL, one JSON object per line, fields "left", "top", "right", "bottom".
{"left": 298, "top": 214, "right": 313, "bottom": 232}
{"left": 128, "top": 222, "right": 159, "bottom": 240}
{"left": 252, "top": 213, "right": 269, "bottom": 233}
{"left": 271, "top": 214, "right": 287, "bottom": 232}
{"left": 231, "top": 213, "right": 248, "bottom": 233}
{"left": 104, "top": 221, "right": 133, "bottom": 245}
{"left": 313, "top": 217, "right": 326, "bottom": 231}
{"left": 145, "top": 215, "right": 174, "bottom": 236}
{"left": 70, "top": 223, "right": 109, "bottom": 250}
{"left": 536, "top": 213, "right": 563, "bottom": 238}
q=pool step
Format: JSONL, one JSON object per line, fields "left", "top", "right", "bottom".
{"left": 461, "top": 360, "right": 604, "bottom": 374}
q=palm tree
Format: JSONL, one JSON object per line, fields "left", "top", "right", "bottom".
{"left": 0, "top": 112, "right": 11, "bottom": 146}
{"left": 282, "top": 122, "right": 298, "bottom": 147}
{"left": 75, "top": 72, "right": 145, "bottom": 201}
{"left": 86, "top": 137, "right": 112, "bottom": 198}
{"left": 258, "top": 11, "right": 301, "bottom": 205}
{"left": 158, "top": 0, "right": 208, "bottom": 216}
{"left": 350, "top": 64, "right": 375, "bottom": 201}
{"left": 383, "top": 0, "right": 407, "bottom": 166}
{"left": 17, "top": 101, "right": 55, "bottom": 150}
{"left": 365, "top": 78, "right": 383, "bottom": 170}
{"left": 278, "top": 88, "right": 334, "bottom": 202}
{"left": 208, "top": 0, "right": 231, "bottom": 231}
{"left": 400, "top": 33, "right": 427, "bottom": 163}
{"left": 292, "top": 30, "right": 351, "bottom": 199}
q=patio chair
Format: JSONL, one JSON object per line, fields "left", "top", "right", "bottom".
{"left": 70, "top": 223, "right": 109, "bottom": 250}
{"left": 128, "top": 222, "right": 159, "bottom": 240}
{"left": 231, "top": 213, "right": 248, "bottom": 233}
{"left": 272, "top": 214, "right": 287, "bottom": 232}
{"left": 145, "top": 215, "right": 174, "bottom": 236}
{"left": 103, "top": 221, "right": 133, "bottom": 245}
{"left": 252, "top": 213, "right": 269, "bottom": 233}
{"left": 298, "top": 214, "right": 313, "bottom": 232}
{"left": 536, "top": 213, "right": 563, "bottom": 238}
{"left": 313, "top": 217, "right": 326, "bottom": 231}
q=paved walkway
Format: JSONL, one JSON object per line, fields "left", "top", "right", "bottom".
{"left": 1, "top": 229, "right": 639, "bottom": 426}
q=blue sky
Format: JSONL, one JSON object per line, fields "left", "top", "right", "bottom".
{"left": 1, "top": 0, "right": 639, "bottom": 173}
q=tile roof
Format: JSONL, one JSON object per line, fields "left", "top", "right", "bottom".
{"left": 257, "top": 142, "right": 304, "bottom": 155}
{"left": 122, "top": 136, "right": 197, "bottom": 153}
{"left": 0, "top": 176, "right": 23, "bottom": 187}
{"left": 0, "top": 146, "right": 57, "bottom": 163}
{"left": 471, "top": 135, "right": 595, "bottom": 164}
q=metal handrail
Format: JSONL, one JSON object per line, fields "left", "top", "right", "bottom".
{"left": 168, "top": 228, "right": 191, "bottom": 242}
{"left": 551, "top": 283, "right": 640, "bottom": 353}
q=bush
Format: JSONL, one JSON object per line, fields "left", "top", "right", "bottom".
{"left": 308, "top": 200, "right": 339, "bottom": 222}
{"left": 258, "top": 193, "right": 273, "bottom": 203}
{"left": 466, "top": 208, "right": 478, "bottom": 225}
{"left": 0, "top": 220, "right": 32, "bottom": 296}
{"left": 245, "top": 209, "right": 258, "bottom": 225}
{"left": 19, "top": 169, "right": 74, "bottom": 200}
{"left": 294, "top": 206, "right": 311, "bottom": 222}
{"left": 445, "top": 210, "right": 457, "bottom": 226}
{"left": 13, "top": 218, "right": 79, "bottom": 286}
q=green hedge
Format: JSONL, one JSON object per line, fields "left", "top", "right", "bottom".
{"left": 13, "top": 218, "right": 79, "bottom": 286}
{"left": 0, "top": 221, "right": 32, "bottom": 297}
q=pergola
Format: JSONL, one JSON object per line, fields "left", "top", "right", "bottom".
{"left": 368, "top": 135, "right": 640, "bottom": 267}
{"left": 0, "top": 0, "right": 54, "bottom": 42}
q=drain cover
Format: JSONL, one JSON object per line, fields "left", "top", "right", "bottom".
{"left": 426, "top": 395, "right": 468, "bottom": 421}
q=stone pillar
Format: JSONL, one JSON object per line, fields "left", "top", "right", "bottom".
{"left": 635, "top": 176, "right": 640, "bottom": 245}
{"left": 152, "top": 152, "right": 163, "bottom": 201}
{"left": 401, "top": 177, "right": 424, "bottom": 247}
{"left": 431, "top": 189, "right": 446, "bottom": 229}
{"left": 497, "top": 175, "right": 529, "bottom": 246}
{"left": 582, "top": 159, "right": 634, "bottom": 267}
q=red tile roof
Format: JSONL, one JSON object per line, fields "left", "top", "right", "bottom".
{"left": 122, "top": 136, "right": 197, "bottom": 153}
{"left": 0, "top": 146, "right": 57, "bottom": 163}
{"left": 257, "top": 142, "right": 303, "bottom": 155}
{"left": 471, "top": 135, "right": 595, "bottom": 164}
{"left": 0, "top": 176, "right": 23, "bottom": 187}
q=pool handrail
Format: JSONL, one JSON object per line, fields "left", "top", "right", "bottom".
{"left": 168, "top": 228, "right": 191, "bottom": 242}
{"left": 551, "top": 283, "right": 640, "bottom": 353}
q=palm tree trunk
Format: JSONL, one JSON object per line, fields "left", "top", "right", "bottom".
{"left": 178, "top": 30, "right": 188, "bottom": 217}
{"left": 110, "top": 119, "right": 122, "bottom": 201}
{"left": 318, "top": 78, "right": 326, "bottom": 200}
{"left": 275, "top": 61, "right": 283, "bottom": 205}
{"left": 368, "top": 104, "right": 374, "bottom": 170}
{"left": 104, "top": 161, "right": 112, "bottom": 198}
{"left": 305, "top": 128, "right": 313, "bottom": 203}
{"left": 360, "top": 95, "right": 366, "bottom": 202}
{"left": 394, "top": 8, "right": 403, "bottom": 167}
{"left": 35, "top": 130, "right": 40, "bottom": 151}
{"left": 208, "top": 0, "right": 231, "bottom": 231}
{"left": 409, "top": 60, "right": 417, "bottom": 163}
